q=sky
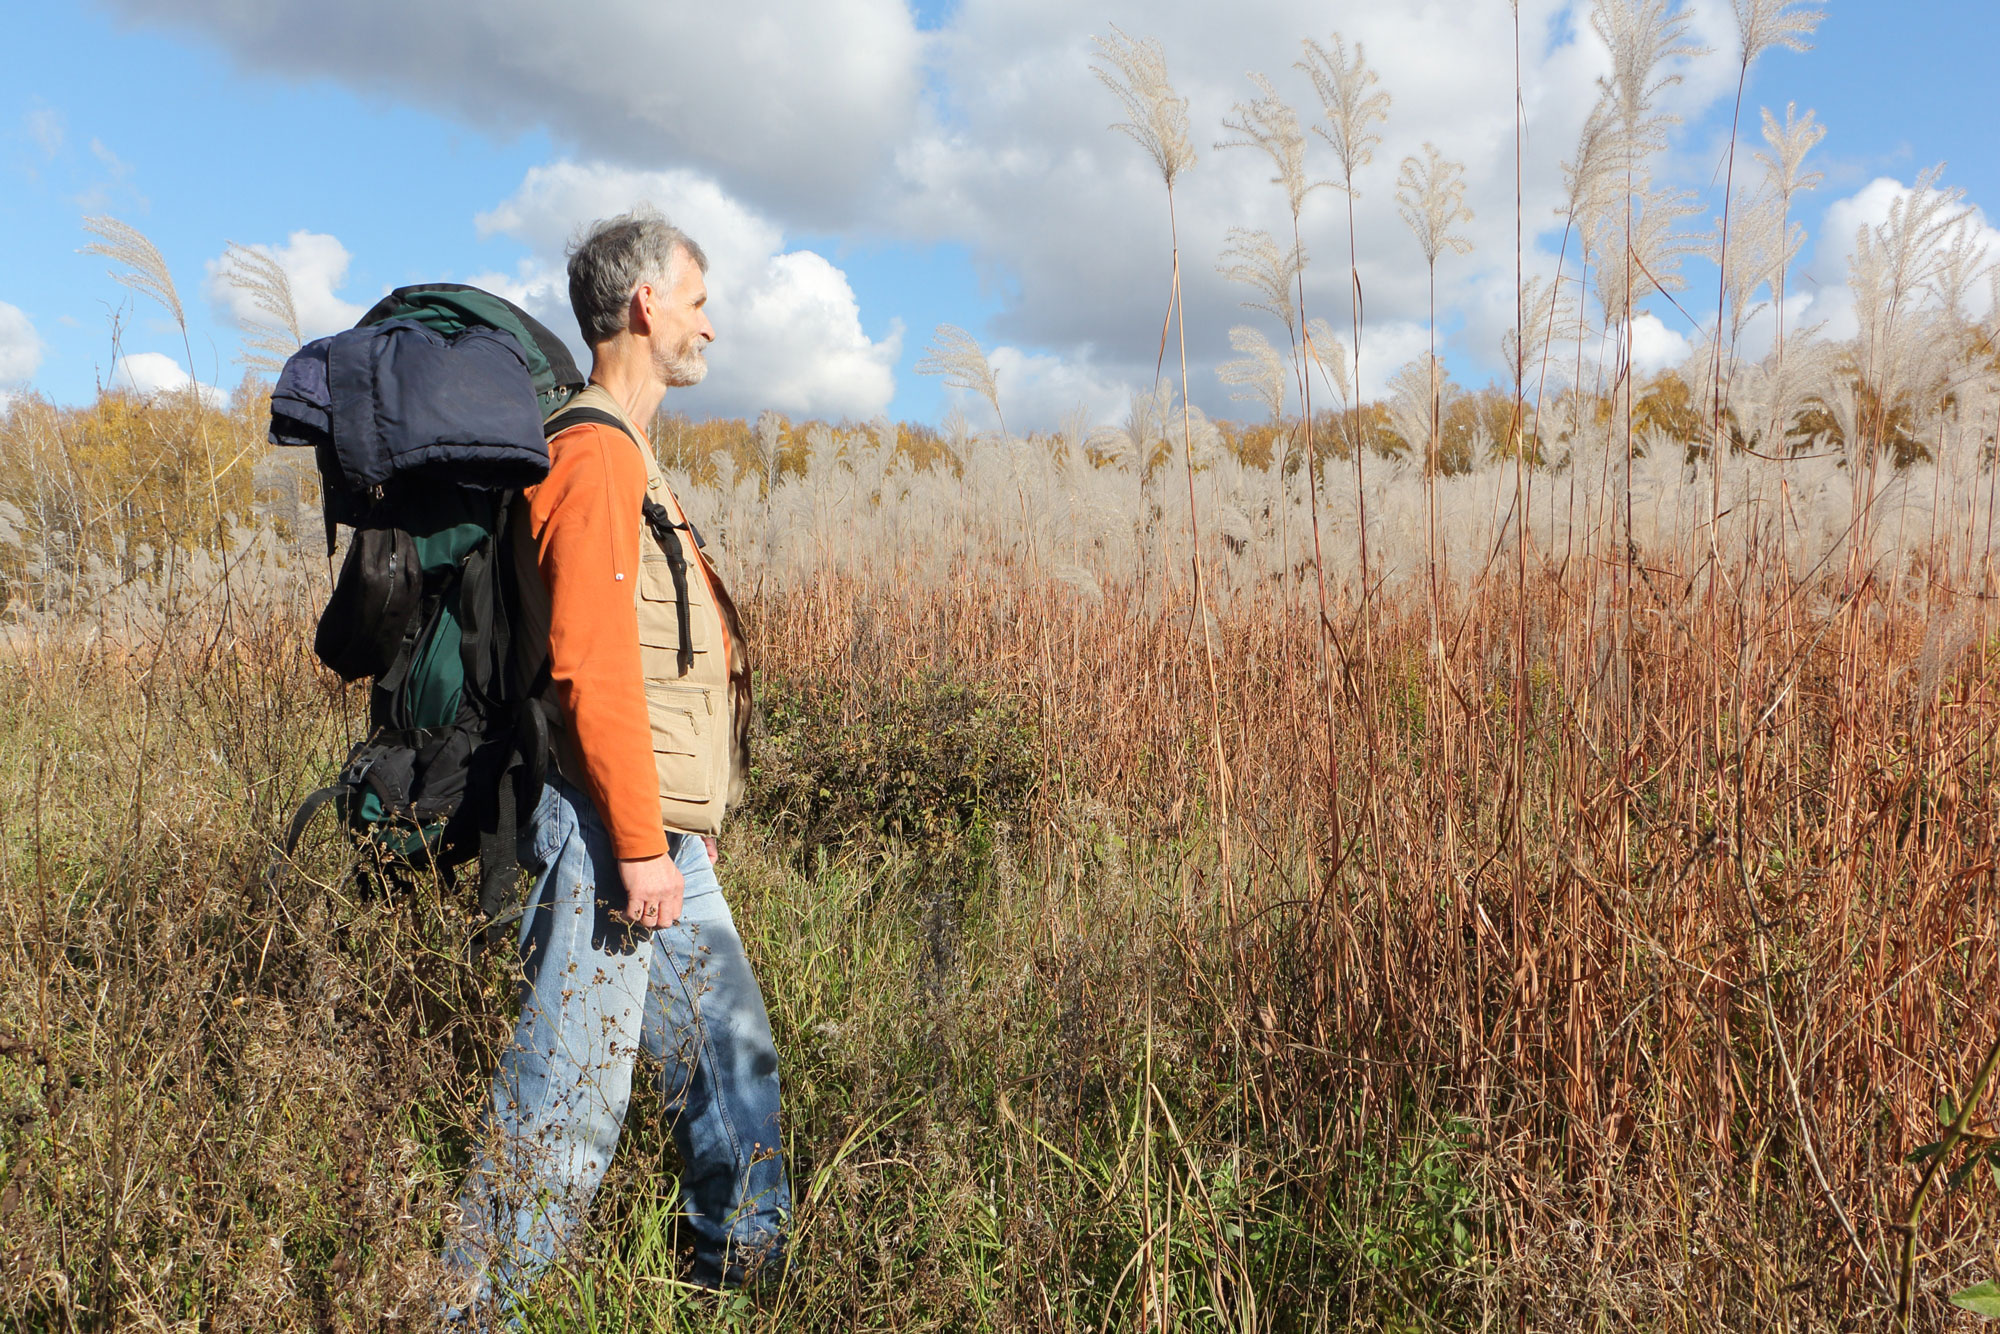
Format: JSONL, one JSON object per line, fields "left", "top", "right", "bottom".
{"left": 1, "top": 0, "right": 1995, "bottom": 430}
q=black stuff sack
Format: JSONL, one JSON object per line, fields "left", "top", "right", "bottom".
{"left": 314, "top": 525, "right": 421, "bottom": 682}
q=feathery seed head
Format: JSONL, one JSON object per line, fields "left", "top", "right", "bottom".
{"left": 1305, "top": 317, "right": 1352, "bottom": 409}
{"left": 1755, "top": 103, "right": 1824, "bottom": 208}
{"left": 754, "top": 410, "right": 785, "bottom": 485}
{"left": 1217, "top": 73, "right": 1321, "bottom": 219}
{"left": 1501, "top": 276, "right": 1577, "bottom": 387}
{"left": 1057, "top": 405, "right": 1093, "bottom": 463}
{"left": 1561, "top": 103, "right": 1622, "bottom": 225}
{"left": 1396, "top": 144, "right": 1475, "bottom": 266}
{"left": 1218, "top": 324, "right": 1288, "bottom": 421}
{"left": 1850, "top": 165, "right": 1977, "bottom": 329}
{"left": 916, "top": 324, "right": 1006, "bottom": 434}
{"left": 1298, "top": 35, "right": 1391, "bottom": 190}
{"left": 870, "top": 415, "right": 899, "bottom": 458}
{"left": 1733, "top": 0, "right": 1823, "bottom": 68}
{"left": 1217, "top": 228, "right": 1306, "bottom": 339}
{"left": 1934, "top": 217, "right": 1996, "bottom": 322}
{"left": 1590, "top": 0, "right": 1705, "bottom": 135}
{"left": 81, "top": 215, "right": 183, "bottom": 329}
{"left": 222, "top": 242, "right": 305, "bottom": 374}
{"left": 1589, "top": 185, "right": 1702, "bottom": 316}
{"left": 1386, "top": 356, "right": 1453, "bottom": 461}
{"left": 941, "top": 404, "right": 974, "bottom": 467}
{"left": 1091, "top": 27, "right": 1197, "bottom": 189}
{"left": 1715, "top": 189, "right": 1791, "bottom": 332}
{"left": 1091, "top": 381, "right": 1219, "bottom": 477}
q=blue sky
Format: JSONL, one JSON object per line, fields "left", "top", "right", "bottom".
{"left": 2, "top": 0, "right": 1995, "bottom": 427}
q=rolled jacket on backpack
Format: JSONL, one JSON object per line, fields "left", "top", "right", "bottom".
{"left": 328, "top": 320, "right": 551, "bottom": 490}
{"left": 269, "top": 336, "right": 332, "bottom": 451}
{"left": 271, "top": 320, "right": 552, "bottom": 496}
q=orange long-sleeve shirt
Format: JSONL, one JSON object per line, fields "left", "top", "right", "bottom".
{"left": 523, "top": 418, "right": 669, "bottom": 861}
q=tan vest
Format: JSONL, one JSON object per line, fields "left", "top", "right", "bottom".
{"left": 516, "top": 386, "right": 752, "bottom": 837}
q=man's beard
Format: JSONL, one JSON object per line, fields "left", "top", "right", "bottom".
{"left": 655, "top": 334, "right": 708, "bottom": 388}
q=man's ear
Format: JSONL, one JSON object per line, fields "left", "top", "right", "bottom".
{"left": 627, "top": 283, "right": 654, "bottom": 337}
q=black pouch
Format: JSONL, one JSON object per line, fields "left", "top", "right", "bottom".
{"left": 315, "top": 526, "right": 421, "bottom": 680}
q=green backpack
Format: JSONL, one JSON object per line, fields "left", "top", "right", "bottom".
{"left": 273, "top": 284, "right": 584, "bottom": 944}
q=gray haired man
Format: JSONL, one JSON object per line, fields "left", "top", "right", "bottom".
{"left": 445, "top": 209, "right": 787, "bottom": 1317}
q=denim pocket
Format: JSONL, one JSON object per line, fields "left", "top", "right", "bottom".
{"left": 530, "top": 782, "right": 572, "bottom": 866}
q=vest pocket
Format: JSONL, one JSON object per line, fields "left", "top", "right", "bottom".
{"left": 638, "top": 555, "right": 711, "bottom": 650}
{"left": 646, "top": 680, "right": 716, "bottom": 802}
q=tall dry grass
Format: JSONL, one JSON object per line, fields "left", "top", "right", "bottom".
{"left": 4, "top": 0, "right": 2000, "bottom": 1325}
{"left": 0, "top": 448, "right": 1995, "bottom": 1327}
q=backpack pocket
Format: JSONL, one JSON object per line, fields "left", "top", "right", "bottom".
{"left": 315, "top": 526, "right": 421, "bottom": 680}
{"left": 646, "top": 681, "right": 716, "bottom": 802}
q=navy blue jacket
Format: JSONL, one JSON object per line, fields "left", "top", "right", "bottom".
{"left": 270, "top": 320, "right": 549, "bottom": 493}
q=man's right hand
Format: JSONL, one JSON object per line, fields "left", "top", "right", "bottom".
{"left": 619, "top": 851, "right": 685, "bottom": 930}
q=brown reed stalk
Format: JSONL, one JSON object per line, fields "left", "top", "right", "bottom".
{"left": 1217, "top": 74, "right": 1344, "bottom": 847}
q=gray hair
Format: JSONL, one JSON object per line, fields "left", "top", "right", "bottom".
{"left": 566, "top": 208, "right": 709, "bottom": 347}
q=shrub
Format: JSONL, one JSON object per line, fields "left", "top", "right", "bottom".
{"left": 743, "top": 665, "right": 1036, "bottom": 876}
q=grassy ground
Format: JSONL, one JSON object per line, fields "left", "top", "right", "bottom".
{"left": 1, "top": 555, "right": 1997, "bottom": 1331}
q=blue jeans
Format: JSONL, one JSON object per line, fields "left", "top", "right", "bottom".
{"left": 444, "top": 777, "right": 788, "bottom": 1318}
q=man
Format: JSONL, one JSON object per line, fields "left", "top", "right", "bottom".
{"left": 446, "top": 209, "right": 787, "bottom": 1316}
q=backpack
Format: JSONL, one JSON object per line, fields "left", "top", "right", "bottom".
{"left": 270, "top": 284, "right": 586, "bottom": 946}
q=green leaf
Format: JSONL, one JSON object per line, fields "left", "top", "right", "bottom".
{"left": 1950, "top": 1145, "right": 1993, "bottom": 1191}
{"left": 1906, "top": 1140, "right": 1947, "bottom": 1164}
{"left": 1950, "top": 1280, "right": 2000, "bottom": 1317}
{"left": 1940, "top": 1097, "right": 1960, "bottom": 1127}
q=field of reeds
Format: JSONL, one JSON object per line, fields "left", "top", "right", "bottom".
{"left": 4, "top": 1, "right": 2000, "bottom": 1329}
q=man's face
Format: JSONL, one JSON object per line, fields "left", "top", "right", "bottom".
{"left": 642, "top": 250, "right": 714, "bottom": 388}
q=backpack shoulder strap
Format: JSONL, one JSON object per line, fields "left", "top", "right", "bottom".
{"left": 543, "top": 402, "right": 698, "bottom": 673}
{"left": 543, "top": 405, "right": 638, "bottom": 443}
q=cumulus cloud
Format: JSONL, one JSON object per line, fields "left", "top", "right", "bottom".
{"left": 108, "top": 0, "right": 1767, "bottom": 418}
{"left": 98, "top": 0, "right": 924, "bottom": 217}
{"left": 113, "top": 352, "right": 226, "bottom": 407}
{"left": 472, "top": 161, "right": 899, "bottom": 419}
{"left": 976, "top": 345, "right": 1132, "bottom": 431}
{"left": 1798, "top": 175, "right": 2000, "bottom": 343}
{"left": 1628, "top": 313, "right": 1693, "bottom": 377}
{"left": 1354, "top": 322, "right": 1435, "bottom": 400}
{"left": 878, "top": 0, "right": 1722, "bottom": 409}
{"left": 0, "top": 302, "right": 44, "bottom": 383}
{"left": 205, "top": 231, "right": 367, "bottom": 338}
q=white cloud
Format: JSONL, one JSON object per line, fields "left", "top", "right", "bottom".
{"left": 1628, "top": 313, "right": 1692, "bottom": 376}
{"left": 1802, "top": 176, "right": 1906, "bottom": 342}
{"left": 0, "top": 302, "right": 43, "bottom": 383}
{"left": 76, "top": 136, "right": 145, "bottom": 212}
{"left": 100, "top": 0, "right": 925, "bottom": 217}
{"left": 473, "top": 161, "right": 900, "bottom": 419}
{"left": 113, "top": 352, "right": 226, "bottom": 407}
{"left": 870, "top": 0, "right": 1733, "bottom": 415}
{"left": 25, "top": 106, "right": 64, "bottom": 158}
{"left": 105, "top": 0, "right": 1767, "bottom": 419}
{"left": 978, "top": 345, "right": 1133, "bottom": 431}
{"left": 1356, "top": 323, "right": 1435, "bottom": 400}
{"left": 206, "top": 230, "right": 367, "bottom": 338}
{"left": 1799, "top": 176, "right": 2000, "bottom": 344}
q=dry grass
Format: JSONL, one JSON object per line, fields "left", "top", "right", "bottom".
{"left": 3, "top": 6, "right": 1997, "bottom": 1317}
{"left": 0, "top": 497, "right": 1994, "bottom": 1328}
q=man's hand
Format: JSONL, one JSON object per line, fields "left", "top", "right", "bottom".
{"left": 703, "top": 836, "right": 720, "bottom": 868}
{"left": 619, "top": 852, "right": 685, "bottom": 930}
